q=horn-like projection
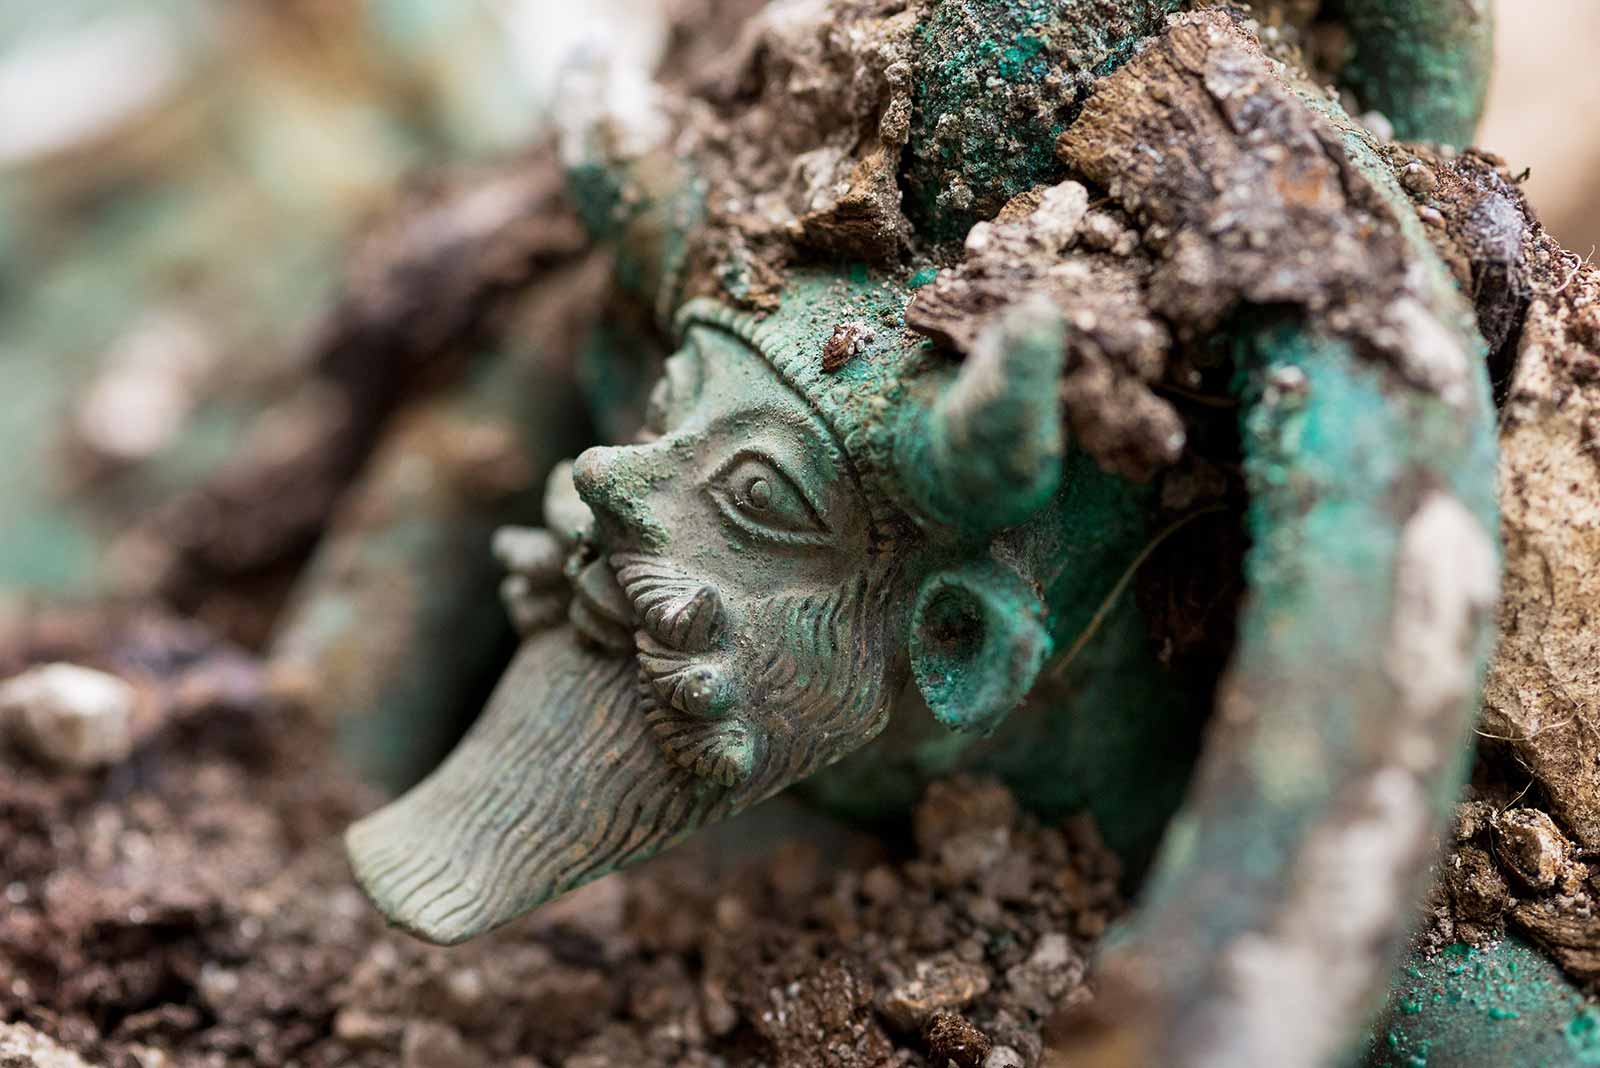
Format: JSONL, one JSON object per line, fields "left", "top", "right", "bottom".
{"left": 894, "top": 297, "right": 1066, "bottom": 538}
{"left": 346, "top": 628, "right": 738, "bottom": 944}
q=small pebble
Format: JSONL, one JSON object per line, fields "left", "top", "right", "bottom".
{"left": 985, "top": 1046, "right": 1025, "bottom": 1068}
{"left": 1359, "top": 110, "right": 1396, "bottom": 143}
{"left": 445, "top": 967, "right": 486, "bottom": 1008}
{"left": 1030, "top": 181, "right": 1088, "bottom": 253}
{"left": 1401, "top": 161, "right": 1439, "bottom": 196}
{"left": 878, "top": 956, "right": 992, "bottom": 1032}
{"left": 1493, "top": 808, "right": 1574, "bottom": 891}
{"left": 940, "top": 827, "right": 1012, "bottom": 884}
{"left": 925, "top": 1012, "right": 992, "bottom": 1068}
{"left": 823, "top": 321, "right": 876, "bottom": 372}
{"left": 702, "top": 979, "right": 740, "bottom": 1036}
{"left": 401, "top": 1020, "right": 482, "bottom": 1068}
{"left": 0, "top": 662, "right": 137, "bottom": 769}
{"left": 862, "top": 865, "right": 902, "bottom": 905}
{"left": 197, "top": 964, "right": 240, "bottom": 1009}
{"left": 334, "top": 1008, "right": 400, "bottom": 1048}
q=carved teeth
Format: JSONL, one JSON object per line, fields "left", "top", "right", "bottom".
{"left": 574, "top": 559, "right": 633, "bottom": 627}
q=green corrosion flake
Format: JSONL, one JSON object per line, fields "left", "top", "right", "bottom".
{"left": 902, "top": 0, "right": 1181, "bottom": 239}
{"left": 1364, "top": 938, "right": 1600, "bottom": 1068}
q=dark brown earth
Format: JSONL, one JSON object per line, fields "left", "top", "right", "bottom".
{"left": 0, "top": 614, "right": 1122, "bottom": 1068}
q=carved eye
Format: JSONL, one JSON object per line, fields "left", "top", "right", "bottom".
{"left": 708, "top": 452, "right": 829, "bottom": 544}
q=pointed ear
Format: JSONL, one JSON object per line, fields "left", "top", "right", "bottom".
{"left": 908, "top": 562, "right": 1052, "bottom": 736}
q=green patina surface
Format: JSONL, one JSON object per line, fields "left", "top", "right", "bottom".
{"left": 902, "top": 0, "right": 1493, "bottom": 243}
{"left": 910, "top": 560, "right": 1053, "bottom": 737}
{"left": 1130, "top": 329, "right": 1409, "bottom": 946}
{"left": 566, "top": 161, "right": 634, "bottom": 246}
{"left": 891, "top": 299, "right": 1065, "bottom": 539}
{"left": 335, "top": 0, "right": 1528, "bottom": 1053}
{"left": 567, "top": 154, "right": 706, "bottom": 317}
{"left": 903, "top": 0, "right": 1180, "bottom": 240}
{"left": 1098, "top": 311, "right": 1498, "bottom": 1042}
{"left": 1333, "top": 0, "right": 1494, "bottom": 145}
{"left": 971, "top": 446, "right": 1201, "bottom": 875}
{"left": 1363, "top": 938, "right": 1600, "bottom": 1068}
{"left": 810, "top": 424, "right": 1201, "bottom": 879}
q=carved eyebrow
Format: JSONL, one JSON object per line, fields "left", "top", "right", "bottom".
{"left": 688, "top": 321, "right": 863, "bottom": 512}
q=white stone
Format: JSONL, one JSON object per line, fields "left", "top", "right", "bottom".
{"left": 985, "top": 1047, "right": 1025, "bottom": 1068}
{"left": 1, "top": 663, "right": 137, "bottom": 769}
{"left": 1031, "top": 181, "right": 1089, "bottom": 253}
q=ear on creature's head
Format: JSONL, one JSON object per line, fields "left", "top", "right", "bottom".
{"left": 908, "top": 561, "right": 1052, "bottom": 737}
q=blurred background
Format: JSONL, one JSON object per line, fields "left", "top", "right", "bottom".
{"left": 1480, "top": 0, "right": 1600, "bottom": 254}
{"left": 0, "top": 0, "right": 674, "bottom": 604}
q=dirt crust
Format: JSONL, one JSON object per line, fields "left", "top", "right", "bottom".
{"left": 1404, "top": 156, "right": 1600, "bottom": 986}
{"left": 0, "top": 613, "right": 1122, "bottom": 1068}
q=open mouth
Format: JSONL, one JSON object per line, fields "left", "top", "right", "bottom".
{"left": 567, "top": 555, "right": 635, "bottom": 652}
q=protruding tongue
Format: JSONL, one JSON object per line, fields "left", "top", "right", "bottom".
{"left": 346, "top": 627, "right": 736, "bottom": 944}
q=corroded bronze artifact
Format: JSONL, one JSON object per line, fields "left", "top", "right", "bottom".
{"left": 336, "top": 2, "right": 1535, "bottom": 1065}
{"left": 348, "top": 271, "right": 1076, "bottom": 934}
{"left": 17, "top": 2, "right": 1600, "bottom": 1066}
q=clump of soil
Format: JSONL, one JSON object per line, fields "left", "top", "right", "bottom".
{"left": 1408, "top": 151, "right": 1600, "bottom": 988}
{"left": 0, "top": 621, "right": 1122, "bottom": 1068}
{"left": 1421, "top": 792, "right": 1600, "bottom": 985}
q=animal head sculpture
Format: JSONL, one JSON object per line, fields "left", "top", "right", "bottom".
{"left": 346, "top": 272, "right": 1072, "bottom": 942}
{"left": 347, "top": 6, "right": 1507, "bottom": 1065}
